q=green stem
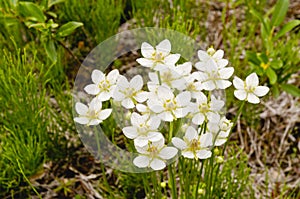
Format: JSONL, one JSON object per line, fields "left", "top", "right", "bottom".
{"left": 221, "top": 100, "right": 245, "bottom": 155}
{"left": 157, "top": 71, "right": 162, "bottom": 85}
{"left": 168, "top": 164, "right": 177, "bottom": 199}
{"left": 167, "top": 121, "right": 177, "bottom": 198}
{"left": 195, "top": 160, "right": 205, "bottom": 198}
{"left": 169, "top": 122, "right": 174, "bottom": 143}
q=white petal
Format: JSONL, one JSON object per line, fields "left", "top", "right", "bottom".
{"left": 84, "top": 84, "right": 100, "bottom": 95}
{"left": 112, "top": 89, "right": 125, "bottom": 101}
{"left": 216, "top": 59, "right": 228, "bottom": 68}
{"left": 136, "top": 58, "right": 153, "bottom": 67}
{"left": 88, "top": 119, "right": 101, "bottom": 125}
{"left": 91, "top": 70, "right": 104, "bottom": 84}
{"left": 174, "top": 107, "right": 190, "bottom": 118}
{"left": 131, "top": 112, "right": 143, "bottom": 126}
{"left": 171, "top": 78, "right": 186, "bottom": 90}
{"left": 134, "top": 138, "right": 149, "bottom": 147}
{"left": 234, "top": 90, "right": 247, "bottom": 101}
{"left": 202, "top": 80, "right": 216, "bottom": 91}
{"left": 98, "top": 109, "right": 112, "bottom": 120}
{"left": 176, "top": 62, "right": 192, "bottom": 76}
{"left": 247, "top": 93, "right": 260, "bottom": 104}
{"left": 147, "top": 132, "right": 164, "bottom": 142}
{"left": 185, "top": 126, "right": 198, "bottom": 141}
{"left": 133, "top": 155, "right": 150, "bottom": 168}
{"left": 148, "top": 101, "right": 164, "bottom": 113}
{"left": 89, "top": 98, "right": 102, "bottom": 111}
{"left": 182, "top": 151, "right": 195, "bottom": 159}
{"left": 219, "top": 67, "right": 234, "bottom": 79}
{"left": 246, "top": 73, "right": 259, "bottom": 87}
{"left": 196, "top": 150, "right": 212, "bottom": 159}
{"left": 158, "top": 147, "right": 178, "bottom": 159}
{"left": 214, "top": 139, "right": 227, "bottom": 146}
{"left": 158, "top": 111, "right": 174, "bottom": 122}
{"left": 172, "top": 137, "right": 187, "bottom": 150}
{"left": 135, "top": 91, "right": 148, "bottom": 103}
{"left": 233, "top": 76, "right": 244, "bottom": 89}
{"left": 207, "top": 112, "right": 220, "bottom": 124}
{"left": 136, "top": 104, "right": 147, "bottom": 113}
{"left": 122, "top": 126, "right": 138, "bottom": 139}
{"left": 148, "top": 116, "right": 161, "bottom": 129}
{"left": 150, "top": 158, "right": 166, "bottom": 170}
{"left": 148, "top": 72, "right": 159, "bottom": 84}
{"left": 213, "top": 49, "right": 224, "bottom": 59}
{"left": 98, "top": 91, "right": 111, "bottom": 101}
{"left": 210, "top": 97, "right": 225, "bottom": 111}
{"left": 152, "top": 137, "right": 165, "bottom": 149}
{"left": 141, "top": 42, "right": 155, "bottom": 58}
{"left": 192, "top": 113, "right": 205, "bottom": 125}
{"left": 157, "top": 86, "right": 174, "bottom": 100}
{"left": 107, "top": 69, "right": 119, "bottom": 83}
{"left": 216, "top": 80, "right": 232, "bottom": 89}
{"left": 164, "top": 54, "right": 180, "bottom": 65}
{"left": 197, "top": 50, "right": 210, "bottom": 61}
{"left": 74, "top": 117, "right": 89, "bottom": 124}
{"left": 121, "top": 98, "right": 135, "bottom": 109}
{"left": 75, "top": 102, "right": 88, "bottom": 115}
{"left": 117, "top": 75, "right": 129, "bottom": 90}
{"left": 254, "top": 86, "right": 269, "bottom": 97}
{"left": 156, "top": 39, "right": 171, "bottom": 55}
{"left": 199, "top": 133, "right": 213, "bottom": 147}
{"left": 176, "top": 91, "right": 191, "bottom": 106}
{"left": 130, "top": 75, "right": 143, "bottom": 91}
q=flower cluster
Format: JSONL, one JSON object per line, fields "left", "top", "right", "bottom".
{"left": 74, "top": 39, "right": 269, "bottom": 171}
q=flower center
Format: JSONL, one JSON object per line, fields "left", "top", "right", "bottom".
{"left": 189, "top": 139, "right": 200, "bottom": 151}
{"left": 199, "top": 103, "right": 209, "bottom": 113}
{"left": 164, "top": 99, "right": 177, "bottom": 111}
{"left": 152, "top": 52, "right": 164, "bottom": 63}
{"left": 207, "top": 47, "right": 216, "bottom": 56}
{"left": 124, "top": 87, "right": 136, "bottom": 97}
{"left": 99, "top": 80, "right": 110, "bottom": 91}
{"left": 148, "top": 146, "right": 158, "bottom": 157}
{"left": 88, "top": 110, "right": 98, "bottom": 119}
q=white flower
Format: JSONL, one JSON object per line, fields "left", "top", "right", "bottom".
{"left": 207, "top": 117, "right": 233, "bottom": 146}
{"left": 122, "top": 112, "right": 163, "bottom": 147}
{"left": 136, "top": 39, "right": 180, "bottom": 71}
{"left": 84, "top": 69, "right": 119, "bottom": 101}
{"left": 148, "top": 66, "right": 186, "bottom": 90}
{"left": 180, "top": 72, "right": 203, "bottom": 99}
{"left": 190, "top": 93, "right": 224, "bottom": 125}
{"left": 133, "top": 138, "right": 178, "bottom": 170}
{"left": 147, "top": 86, "right": 191, "bottom": 122}
{"left": 196, "top": 47, "right": 229, "bottom": 69}
{"left": 233, "top": 73, "right": 269, "bottom": 104}
{"left": 113, "top": 75, "right": 148, "bottom": 109}
{"left": 74, "top": 98, "right": 112, "bottom": 126}
{"left": 172, "top": 126, "right": 213, "bottom": 159}
{"left": 194, "top": 60, "right": 234, "bottom": 91}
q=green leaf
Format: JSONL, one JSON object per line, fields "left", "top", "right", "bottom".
{"left": 270, "top": 0, "right": 289, "bottom": 27}
{"left": 56, "top": 21, "right": 83, "bottom": 38}
{"left": 270, "top": 60, "right": 283, "bottom": 69}
{"left": 19, "top": 2, "right": 46, "bottom": 23}
{"left": 274, "top": 20, "right": 300, "bottom": 40}
{"left": 44, "top": 40, "right": 57, "bottom": 62}
{"left": 272, "top": 84, "right": 280, "bottom": 98}
{"left": 259, "top": 53, "right": 269, "bottom": 64}
{"left": 246, "top": 51, "right": 261, "bottom": 66}
{"left": 266, "top": 67, "right": 277, "bottom": 84}
{"left": 48, "top": 0, "right": 66, "bottom": 9}
{"left": 281, "top": 84, "right": 300, "bottom": 97}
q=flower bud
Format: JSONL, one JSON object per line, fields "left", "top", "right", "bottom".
{"left": 216, "top": 156, "right": 224, "bottom": 163}
{"left": 160, "top": 182, "right": 166, "bottom": 188}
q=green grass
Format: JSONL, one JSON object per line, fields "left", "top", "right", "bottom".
{"left": 0, "top": 0, "right": 299, "bottom": 198}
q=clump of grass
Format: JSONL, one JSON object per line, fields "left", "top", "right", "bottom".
{"left": 0, "top": 48, "right": 49, "bottom": 193}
